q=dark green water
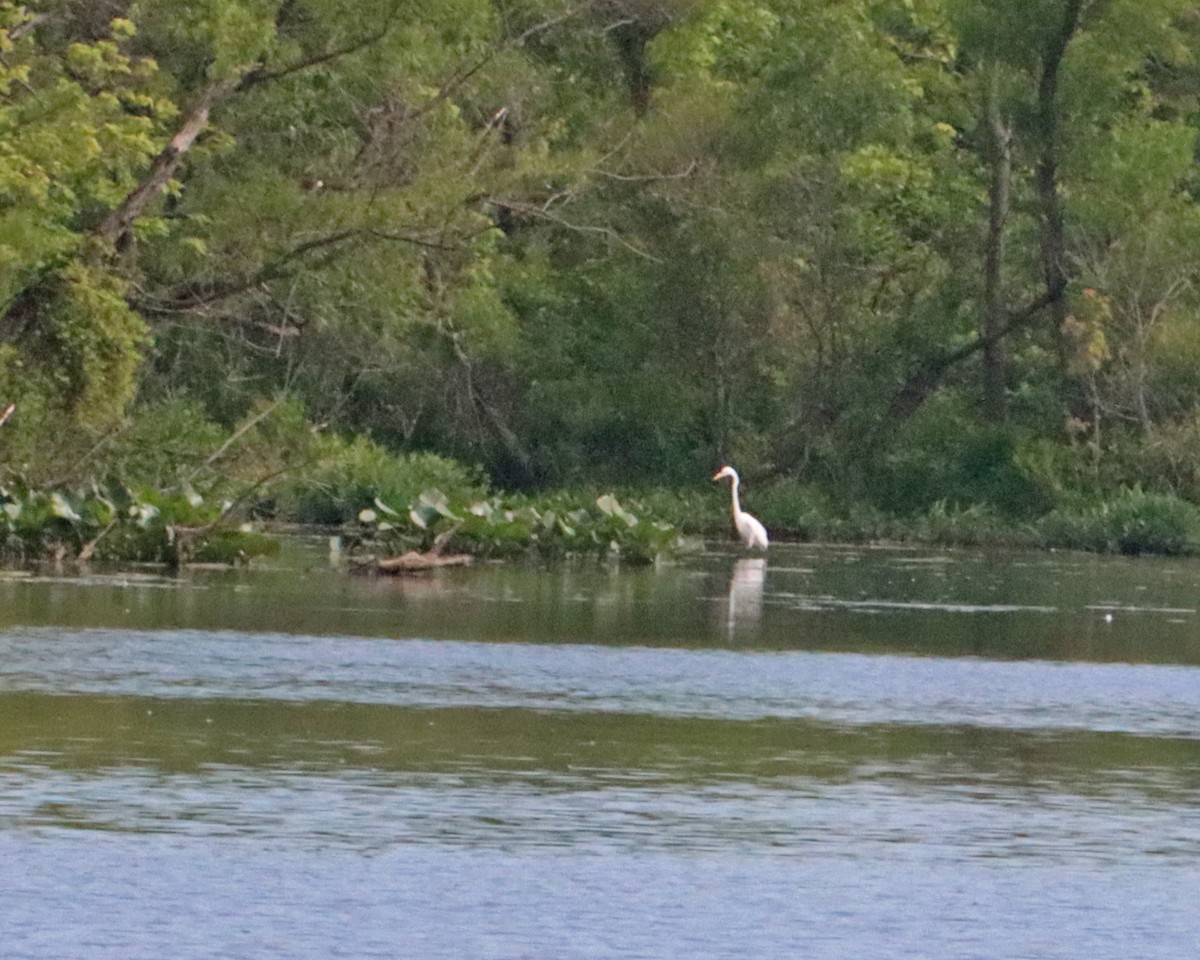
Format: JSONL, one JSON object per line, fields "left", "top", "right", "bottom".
{"left": 3, "top": 540, "right": 1200, "bottom": 958}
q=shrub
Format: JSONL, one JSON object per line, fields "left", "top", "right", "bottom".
{"left": 869, "top": 394, "right": 1055, "bottom": 517}
{"left": 1037, "top": 488, "right": 1200, "bottom": 556}
{"left": 275, "top": 436, "right": 488, "bottom": 525}
{"left": 101, "top": 398, "right": 228, "bottom": 491}
{"left": 910, "top": 501, "right": 1033, "bottom": 548}
{"left": 1139, "top": 415, "right": 1200, "bottom": 503}
{"left": 752, "top": 479, "right": 842, "bottom": 539}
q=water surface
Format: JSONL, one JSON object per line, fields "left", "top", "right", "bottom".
{"left": 3, "top": 541, "right": 1199, "bottom": 958}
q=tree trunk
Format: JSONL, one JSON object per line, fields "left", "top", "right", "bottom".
{"left": 1035, "top": 0, "right": 1084, "bottom": 352}
{"left": 610, "top": 21, "right": 654, "bottom": 115}
{"left": 861, "top": 1, "right": 1087, "bottom": 449}
{"left": 981, "top": 65, "right": 1012, "bottom": 422}
{"left": 596, "top": 1, "right": 674, "bottom": 116}
{"left": 95, "top": 78, "right": 239, "bottom": 251}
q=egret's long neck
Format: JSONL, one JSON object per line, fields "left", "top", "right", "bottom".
{"left": 728, "top": 475, "right": 743, "bottom": 517}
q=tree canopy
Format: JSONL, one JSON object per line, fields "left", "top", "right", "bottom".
{"left": 4, "top": 0, "right": 1200, "bottom": 511}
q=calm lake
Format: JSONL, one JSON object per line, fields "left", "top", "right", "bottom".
{"left": 3, "top": 539, "right": 1200, "bottom": 958}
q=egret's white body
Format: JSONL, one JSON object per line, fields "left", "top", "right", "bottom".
{"left": 712, "top": 465, "right": 769, "bottom": 550}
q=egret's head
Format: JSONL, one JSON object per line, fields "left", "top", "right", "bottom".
{"left": 712, "top": 465, "right": 737, "bottom": 482}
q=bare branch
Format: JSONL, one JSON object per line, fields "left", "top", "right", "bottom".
{"left": 132, "top": 229, "right": 361, "bottom": 315}
{"left": 177, "top": 398, "right": 286, "bottom": 490}
{"left": 96, "top": 11, "right": 407, "bottom": 251}
{"left": 589, "top": 160, "right": 698, "bottom": 182}
{"left": 398, "top": 7, "right": 581, "bottom": 130}
{"left": 134, "top": 224, "right": 467, "bottom": 318}
{"left": 8, "top": 12, "right": 48, "bottom": 41}
{"left": 485, "top": 196, "right": 663, "bottom": 263}
{"left": 365, "top": 228, "right": 469, "bottom": 251}
{"left": 77, "top": 519, "right": 117, "bottom": 562}
{"left": 876, "top": 285, "right": 1065, "bottom": 432}
{"left": 239, "top": 1, "right": 403, "bottom": 91}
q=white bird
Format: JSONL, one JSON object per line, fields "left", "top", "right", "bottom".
{"left": 712, "top": 465, "right": 769, "bottom": 550}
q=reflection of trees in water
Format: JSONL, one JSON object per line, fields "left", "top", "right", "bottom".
{"left": 725, "top": 558, "right": 766, "bottom": 637}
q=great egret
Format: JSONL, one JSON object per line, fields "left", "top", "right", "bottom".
{"left": 712, "top": 465, "right": 769, "bottom": 550}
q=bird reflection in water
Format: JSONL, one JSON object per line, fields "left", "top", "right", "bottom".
{"left": 724, "top": 557, "right": 766, "bottom": 637}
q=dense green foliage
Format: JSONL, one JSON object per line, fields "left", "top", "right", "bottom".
{"left": 5, "top": 0, "right": 1200, "bottom": 558}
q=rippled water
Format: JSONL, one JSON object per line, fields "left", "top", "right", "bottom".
{"left": 3, "top": 541, "right": 1200, "bottom": 958}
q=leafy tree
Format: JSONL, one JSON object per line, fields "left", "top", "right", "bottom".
{"left": 0, "top": 5, "right": 169, "bottom": 429}
{"left": 6, "top": 0, "right": 1200, "bottom": 518}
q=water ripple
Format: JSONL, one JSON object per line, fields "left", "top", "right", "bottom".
{"left": 2, "top": 627, "right": 1200, "bottom": 738}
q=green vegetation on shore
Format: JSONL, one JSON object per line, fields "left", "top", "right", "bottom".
{"left": 6, "top": 2, "right": 1200, "bottom": 563}
{"left": 7, "top": 403, "right": 1200, "bottom": 564}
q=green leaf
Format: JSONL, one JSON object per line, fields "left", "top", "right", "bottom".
{"left": 418, "top": 489, "right": 459, "bottom": 520}
{"left": 373, "top": 497, "right": 400, "bottom": 516}
{"left": 409, "top": 504, "right": 440, "bottom": 529}
{"left": 596, "top": 493, "right": 636, "bottom": 527}
{"left": 49, "top": 492, "right": 81, "bottom": 522}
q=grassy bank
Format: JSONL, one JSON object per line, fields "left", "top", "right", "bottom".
{"left": 7, "top": 474, "right": 1200, "bottom": 565}
{"left": 288, "top": 453, "right": 1200, "bottom": 561}
{"left": 5, "top": 398, "right": 1200, "bottom": 564}
{"left": 748, "top": 482, "right": 1200, "bottom": 557}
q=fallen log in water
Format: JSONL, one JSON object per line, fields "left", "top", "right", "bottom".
{"left": 356, "top": 551, "right": 474, "bottom": 574}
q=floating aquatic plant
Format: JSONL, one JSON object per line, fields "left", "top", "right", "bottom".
{"left": 353, "top": 489, "right": 691, "bottom": 564}
{"left": 0, "top": 482, "right": 277, "bottom": 566}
